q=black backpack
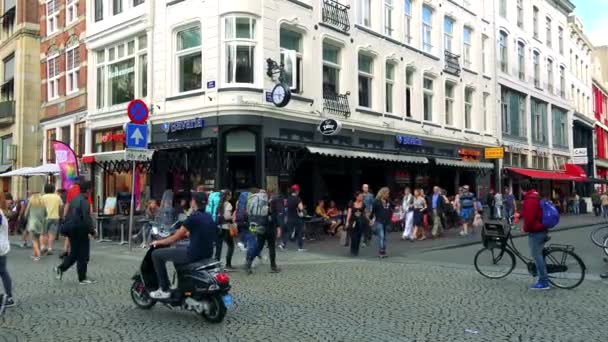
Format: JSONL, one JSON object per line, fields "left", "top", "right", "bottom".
{"left": 61, "top": 196, "right": 93, "bottom": 238}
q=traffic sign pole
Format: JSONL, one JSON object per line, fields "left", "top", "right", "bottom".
{"left": 128, "top": 160, "right": 136, "bottom": 252}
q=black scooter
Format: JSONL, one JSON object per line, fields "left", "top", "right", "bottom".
{"left": 130, "top": 244, "right": 233, "bottom": 323}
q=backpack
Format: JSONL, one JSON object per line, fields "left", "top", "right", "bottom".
{"left": 235, "top": 192, "right": 249, "bottom": 223}
{"left": 247, "top": 192, "right": 269, "bottom": 226}
{"left": 540, "top": 199, "right": 559, "bottom": 229}
{"left": 205, "top": 192, "right": 221, "bottom": 223}
{"left": 61, "top": 196, "right": 93, "bottom": 239}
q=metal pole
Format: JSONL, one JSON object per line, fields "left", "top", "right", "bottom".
{"left": 128, "top": 160, "right": 136, "bottom": 252}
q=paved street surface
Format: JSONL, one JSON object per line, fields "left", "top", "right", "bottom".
{"left": 1, "top": 216, "right": 607, "bottom": 341}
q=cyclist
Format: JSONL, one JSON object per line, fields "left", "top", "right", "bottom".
{"left": 520, "top": 180, "right": 550, "bottom": 290}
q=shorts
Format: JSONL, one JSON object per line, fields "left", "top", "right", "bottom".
{"left": 460, "top": 208, "right": 474, "bottom": 224}
{"left": 45, "top": 219, "right": 59, "bottom": 234}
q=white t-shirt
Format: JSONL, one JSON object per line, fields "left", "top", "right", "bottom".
{"left": 0, "top": 211, "right": 10, "bottom": 256}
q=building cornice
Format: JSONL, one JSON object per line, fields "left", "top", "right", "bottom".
{"left": 593, "top": 78, "right": 608, "bottom": 96}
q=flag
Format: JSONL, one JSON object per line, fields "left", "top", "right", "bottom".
{"left": 52, "top": 140, "right": 79, "bottom": 189}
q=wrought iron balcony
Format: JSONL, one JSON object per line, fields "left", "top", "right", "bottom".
{"left": 0, "top": 101, "right": 15, "bottom": 127}
{"left": 444, "top": 51, "right": 461, "bottom": 76}
{"left": 323, "top": 85, "right": 351, "bottom": 118}
{"left": 322, "top": 0, "right": 350, "bottom": 33}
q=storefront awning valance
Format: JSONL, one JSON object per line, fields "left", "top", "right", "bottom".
{"left": 435, "top": 158, "right": 494, "bottom": 169}
{"left": 149, "top": 138, "right": 214, "bottom": 151}
{"left": 306, "top": 146, "right": 428, "bottom": 164}
{"left": 82, "top": 151, "right": 128, "bottom": 164}
{"left": 506, "top": 167, "right": 584, "bottom": 181}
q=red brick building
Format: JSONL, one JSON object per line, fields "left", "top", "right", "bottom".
{"left": 593, "top": 79, "right": 608, "bottom": 188}
{"left": 39, "top": 0, "right": 87, "bottom": 166}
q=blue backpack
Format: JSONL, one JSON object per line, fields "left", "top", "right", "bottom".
{"left": 540, "top": 199, "right": 559, "bottom": 229}
{"left": 206, "top": 191, "right": 221, "bottom": 223}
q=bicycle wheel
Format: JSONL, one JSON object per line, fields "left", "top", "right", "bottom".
{"left": 544, "top": 248, "right": 586, "bottom": 289}
{"left": 474, "top": 247, "right": 516, "bottom": 279}
{"left": 603, "top": 235, "right": 608, "bottom": 257}
{"left": 590, "top": 226, "right": 608, "bottom": 250}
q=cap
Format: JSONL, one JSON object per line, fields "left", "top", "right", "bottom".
{"left": 291, "top": 184, "right": 300, "bottom": 192}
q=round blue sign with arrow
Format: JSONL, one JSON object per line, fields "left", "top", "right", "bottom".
{"left": 127, "top": 99, "right": 149, "bottom": 124}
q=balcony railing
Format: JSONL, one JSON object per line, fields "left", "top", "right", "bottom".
{"left": 444, "top": 51, "right": 461, "bottom": 76}
{"left": 322, "top": 0, "right": 350, "bottom": 33}
{"left": 323, "top": 85, "right": 351, "bottom": 118}
{"left": 0, "top": 100, "right": 15, "bottom": 127}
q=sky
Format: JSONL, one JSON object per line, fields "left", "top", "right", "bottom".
{"left": 575, "top": 0, "right": 608, "bottom": 46}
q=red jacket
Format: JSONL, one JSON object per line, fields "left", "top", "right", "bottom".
{"left": 521, "top": 190, "right": 545, "bottom": 233}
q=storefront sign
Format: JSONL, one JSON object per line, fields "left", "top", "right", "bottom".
{"left": 394, "top": 171, "right": 410, "bottom": 185}
{"left": 572, "top": 148, "right": 588, "bottom": 165}
{"left": 458, "top": 148, "right": 481, "bottom": 161}
{"left": 484, "top": 147, "right": 504, "bottom": 159}
{"left": 317, "top": 119, "right": 342, "bottom": 136}
{"left": 125, "top": 148, "right": 154, "bottom": 162}
{"left": 161, "top": 118, "right": 205, "bottom": 133}
{"left": 101, "top": 132, "right": 125, "bottom": 143}
{"left": 396, "top": 135, "right": 423, "bottom": 146}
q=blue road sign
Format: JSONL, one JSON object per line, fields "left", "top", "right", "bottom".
{"left": 125, "top": 123, "right": 148, "bottom": 149}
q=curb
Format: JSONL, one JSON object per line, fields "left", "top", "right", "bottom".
{"left": 421, "top": 222, "right": 608, "bottom": 253}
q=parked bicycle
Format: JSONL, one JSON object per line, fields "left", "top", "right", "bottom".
{"left": 474, "top": 216, "right": 586, "bottom": 289}
{"left": 590, "top": 225, "right": 608, "bottom": 257}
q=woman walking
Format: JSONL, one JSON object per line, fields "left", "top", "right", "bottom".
{"left": 0, "top": 192, "right": 15, "bottom": 309}
{"left": 215, "top": 190, "right": 235, "bottom": 271}
{"left": 412, "top": 189, "right": 427, "bottom": 241}
{"left": 372, "top": 187, "right": 391, "bottom": 258}
{"left": 345, "top": 192, "right": 368, "bottom": 257}
{"left": 401, "top": 187, "right": 414, "bottom": 240}
{"left": 25, "top": 193, "right": 47, "bottom": 261}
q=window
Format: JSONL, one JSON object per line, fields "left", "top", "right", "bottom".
{"left": 559, "top": 66, "right": 565, "bottom": 97}
{"left": 1, "top": 135, "right": 12, "bottom": 165}
{"left": 517, "top": 0, "right": 523, "bottom": 27}
{"left": 499, "top": 0, "right": 506, "bottom": 18}
{"left": 322, "top": 42, "right": 341, "bottom": 94}
{"left": 422, "top": 6, "right": 433, "bottom": 53}
{"left": 385, "top": 63, "right": 395, "bottom": 113}
{"left": 66, "top": 45, "right": 80, "bottom": 94}
{"left": 501, "top": 88, "right": 527, "bottom": 138}
{"left": 404, "top": 0, "right": 412, "bottom": 44}
{"left": 423, "top": 77, "right": 433, "bottom": 121}
{"left": 482, "top": 92, "right": 489, "bottom": 132}
{"left": 66, "top": 0, "right": 78, "bottom": 25}
{"left": 531, "top": 98, "right": 547, "bottom": 144}
{"left": 95, "top": 36, "right": 148, "bottom": 108}
{"left": 499, "top": 31, "right": 508, "bottom": 72}
{"left": 546, "top": 17, "right": 552, "bottom": 47}
{"left": 553, "top": 107, "right": 568, "bottom": 147}
{"left": 46, "top": 129, "right": 57, "bottom": 163}
{"left": 517, "top": 41, "right": 525, "bottom": 80}
{"left": 133, "top": 0, "right": 145, "bottom": 6}
{"left": 47, "top": 54, "right": 60, "bottom": 101}
{"left": 444, "top": 17, "right": 454, "bottom": 53}
{"left": 46, "top": 0, "right": 59, "bottom": 35}
{"left": 481, "top": 35, "right": 487, "bottom": 74}
{"left": 533, "top": 7, "right": 539, "bottom": 39}
{"left": 547, "top": 58, "right": 554, "bottom": 93}
{"left": 224, "top": 17, "right": 256, "bottom": 85}
{"left": 2, "top": 54, "right": 14, "bottom": 101}
{"left": 113, "top": 0, "right": 122, "bottom": 15}
{"left": 176, "top": 25, "right": 202, "bottom": 93}
{"left": 94, "top": 0, "right": 103, "bottom": 22}
{"left": 405, "top": 68, "right": 413, "bottom": 118}
{"left": 463, "top": 27, "right": 472, "bottom": 68}
{"left": 358, "top": 0, "right": 371, "bottom": 27}
{"left": 558, "top": 26, "right": 564, "bottom": 54}
{"left": 465, "top": 88, "right": 473, "bottom": 129}
{"left": 575, "top": 55, "right": 579, "bottom": 77}
{"left": 61, "top": 126, "right": 71, "bottom": 144}
{"left": 445, "top": 82, "right": 454, "bottom": 126}
{"left": 533, "top": 51, "right": 540, "bottom": 87}
{"left": 384, "top": 0, "right": 394, "bottom": 37}
{"left": 358, "top": 53, "right": 373, "bottom": 108}
{"left": 280, "top": 28, "right": 303, "bottom": 93}
{"left": 74, "top": 122, "right": 86, "bottom": 156}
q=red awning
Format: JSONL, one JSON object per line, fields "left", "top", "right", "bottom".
{"left": 506, "top": 167, "right": 585, "bottom": 181}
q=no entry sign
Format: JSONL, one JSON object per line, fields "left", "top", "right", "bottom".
{"left": 127, "top": 99, "right": 149, "bottom": 124}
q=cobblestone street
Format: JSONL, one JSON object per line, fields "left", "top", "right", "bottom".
{"left": 1, "top": 223, "right": 607, "bottom": 342}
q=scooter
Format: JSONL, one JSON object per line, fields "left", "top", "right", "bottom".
{"left": 130, "top": 231, "right": 233, "bottom": 323}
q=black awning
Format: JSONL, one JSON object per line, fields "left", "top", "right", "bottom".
{"left": 149, "top": 138, "right": 214, "bottom": 151}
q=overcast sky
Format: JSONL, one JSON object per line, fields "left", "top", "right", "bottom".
{"left": 575, "top": 0, "right": 608, "bottom": 47}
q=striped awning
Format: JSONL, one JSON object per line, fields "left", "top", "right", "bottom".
{"left": 306, "top": 146, "right": 428, "bottom": 164}
{"left": 435, "top": 158, "right": 494, "bottom": 169}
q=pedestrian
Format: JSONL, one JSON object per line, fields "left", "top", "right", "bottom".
{"left": 282, "top": 185, "right": 305, "bottom": 251}
{"left": 494, "top": 190, "right": 503, "bottom": 220}
{"left": 55, "top": 181, "right": 96, "bottom": 285}
{"left": 412, "top": 189, "right": 427, "bottom": 241}
{"left": 247, "top": 189, "right": 280, "bottom": 274}
{"left": 0, "top": 192, "right": 15, "bottom": 310}
{"left": 485, "top": 189, "right": 496, "bottom": 220}
{"left": 430, "top": 186, "right": 445, "bottom": 238}
{"left": 401, "top": 187, "right": 414, "bottom": 240}
{"left": 503, "top": 187, "right": 516, "bottom": 221}
{"left": 25, "top": 193, "right": 46, "bottom": 262}
{"left": 345, "top": 192, "right": 368, "bottom": 256}
{"left": 234, "top": 191, "right": 250, "bottom": 251}
{"left": 591, "top": 190, "right": 601, "bottom": 217}
{"left": 458, "top": 185, "right": 476, "bottom": 236}
{"left": 520, "top": 180, "right": 550, "bottom": 290}
{"left": 361, "top": 184, "right": 374, "bottom": 246}
{"left": 215, "top": 190, "right": 235, "bottom": 271}
{"left": 17, "top": 197, "right": 29, "bottom": 248}
{"left": 602, "top": 191, "right": 608, "bottom": 219}
{"left": 573, "top": 192, "right": 580, "bottom": 215}
{"left": 371, "top": 187, "right": 391, "bottom": 258}
{"left": 41, "top": 184, "right": 63, "bottom": 255}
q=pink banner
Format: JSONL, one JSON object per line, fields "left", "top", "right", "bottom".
{"left": 52, "top": 141, "right": 79, "bottom": 189}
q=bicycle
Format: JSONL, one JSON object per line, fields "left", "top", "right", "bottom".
{"left": 474, "top": 217, "right": 586, "bottom": 289}
{"left": 590, "top": 225, "right": 608, "bottom": 257}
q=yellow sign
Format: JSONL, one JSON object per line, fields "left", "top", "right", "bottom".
{"left": 485, "top": 147, "right": 504, "bottom": 159}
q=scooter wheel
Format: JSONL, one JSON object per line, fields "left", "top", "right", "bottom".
{"left": 201, "top": 295, "right": 227, "bottom": 323}
{"left": 130, "top": 280, "right": 156, "bottom": 310}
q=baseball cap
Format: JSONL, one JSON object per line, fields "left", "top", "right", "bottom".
{"left": 291, "top": 184, "right": 300, "bottom": 192}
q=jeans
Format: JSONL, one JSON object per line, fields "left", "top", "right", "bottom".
{"left": 151, "top": 247, "right": 190, "bottom": 291}
{"left": 375, "top": 223, "right": 387, "bottom": 254}
{"left": 574, "top": 203, "right": 580, "bottom": 215}
{"left": 604, "top": 205, "right": 608, "bottom": 219}
{"left": 58, "top": 238, "right": 90, "bottom": 282}
{"left": 214, "top": 229, "right": 235, "bottom": 267}
{"left": 0, "top": 255, "right": 12, "bottom": 298}
{"left": 254, "top": 230, "right": 277, "bottom": 268}
{"left": 282, "top": 219, "right": 303, "bottom": 249}
{"left": 528, "top": 231, "right": 548, "bottom": 283}
{"left": 593, "top": 204, "right": 602, "bottom": 217}
{"left": 503, "top": 207, "right": 514, "bottom": 221}
{"left": 495, "top": 205, "right": 503, "bottom": 219}
{"left": 242, "top": 230, "right": 259, "bottom": 261}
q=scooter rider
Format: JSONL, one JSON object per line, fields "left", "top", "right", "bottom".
{"left": 149, "top": 192, "right": 217, "bottom": 300}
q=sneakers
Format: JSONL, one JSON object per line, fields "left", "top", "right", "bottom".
{"left": 528, "top": 281, "right": 551, "bottom": 290}
{"left": 149, "top": 289, "right": 171, "bottom": 299}
{"left": 270, "top": 267, "right": 281, "bottom": 273}
{"left": 3, "top": 297, "right": 15, "bottom": 308}
{"left": 54, "top": 267, "right": 63, "bottom": 280}
{"left": 297, "top": 248, "right": 307, "bottom": 252}
{"left": 278, "top": 244, "right": 286, "bottom": 251}
{"left": 600, "top": 272, "right": 608, "bottom": 279}
{"left": 79, "top": 279, "right": 97, "bottom": 285}
{"left": 237, "top": 242, "right": 246, "bottom": 251}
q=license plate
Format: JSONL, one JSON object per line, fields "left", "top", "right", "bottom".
{"left": 222, "top": 294, "right": 233, "bottom": 308}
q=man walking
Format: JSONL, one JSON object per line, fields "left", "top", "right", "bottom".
{"left": 486, "top": 189, "right": 496, "bottom": 220}
{"left": 503, "top": 187, "right": 516, "bottom": 222}
{"left": 282, "top": 185, "right": 305, "bottom": 251}
{"left": 458, "top": 185, "right": 476, "bottom": 236}
{"left": 602, "top": 191, "right": 608, "bottom": 219}
{"left": 248, "top": 189, "right": 280, "bottom": 274}
{"left": 430, "top": 186, "right": 444, "bottom": 238}
{"left": 494, "top": 190, "right": 503, "bottom": 220}
{"left": 55, "top": 181, "right": 96, "bottom": 285}
{"left": 41, "top": 184, "right": 63, "bottom": 255}
{"left": 591, "top": 190, "right": 601, "bottom": 217}
{"left": 362, "top": 184, "right": 374, "bottom": 246}
{"left": 520, "top": 180, "right": 550, "bottom": 290}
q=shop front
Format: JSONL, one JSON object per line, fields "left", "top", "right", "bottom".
{"left": 573, "top": 114, "right": 595, "bottom": 197}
